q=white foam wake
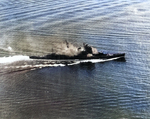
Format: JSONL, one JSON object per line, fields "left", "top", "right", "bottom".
{"left": 0, "top": 55, "right": 121, "bottom": 64}
{"left": 68, "top": 57, "right": 121, "bottom": 65}
{"left": 0, "top": 55, "right": 30, "bottom": 63}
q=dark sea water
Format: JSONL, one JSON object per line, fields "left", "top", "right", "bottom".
{"left": 1, "top": 0, "right": 150, "bottom": 119}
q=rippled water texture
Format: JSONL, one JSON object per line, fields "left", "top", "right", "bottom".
{"left": 0, "top": 0, "right": 150, "bottom": 119}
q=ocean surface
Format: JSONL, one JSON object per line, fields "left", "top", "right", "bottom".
{"left": 0, "top": 0, "right": 150, "bottom": 119}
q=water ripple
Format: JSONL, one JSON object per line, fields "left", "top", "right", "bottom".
{"left": 1, "top": 0, "right": 150, "bottom": 119}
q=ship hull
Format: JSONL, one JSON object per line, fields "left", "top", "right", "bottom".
{"left": 30, "top": 52, "right": 125, "bottom": 61}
